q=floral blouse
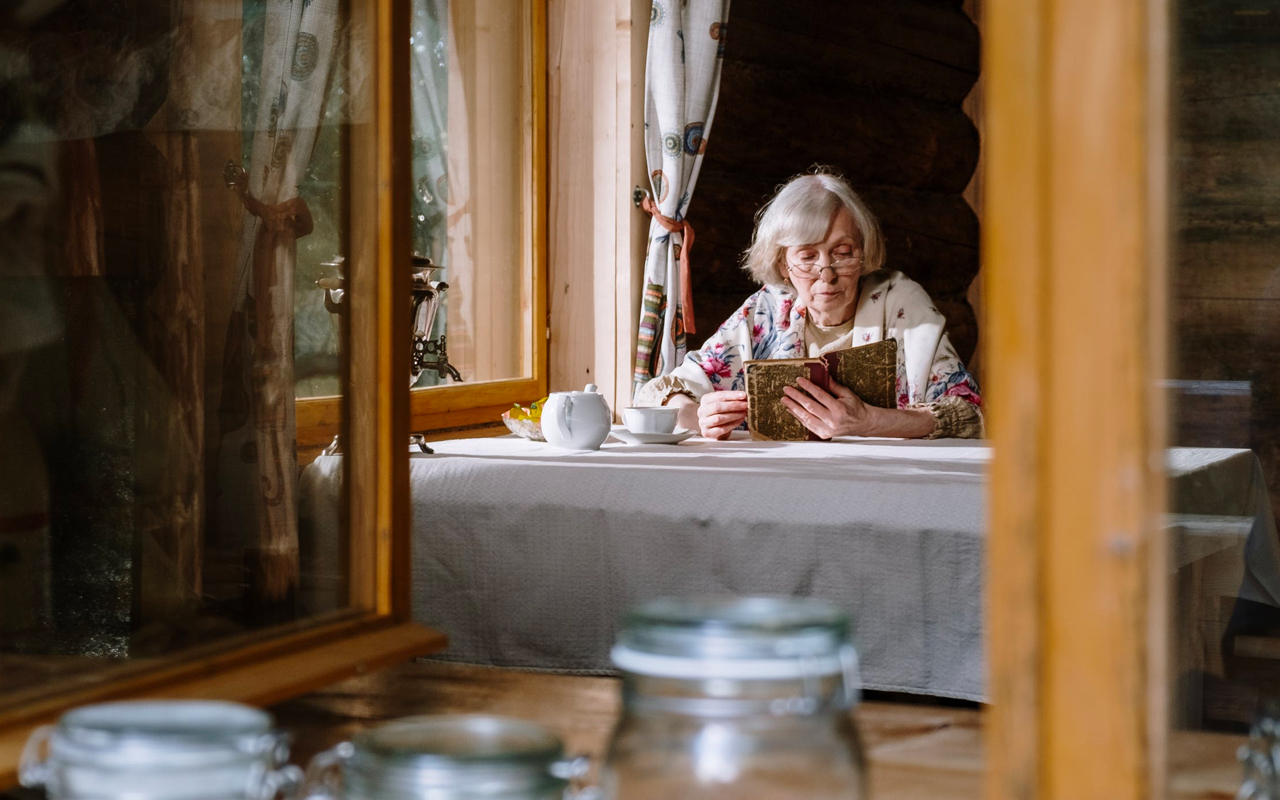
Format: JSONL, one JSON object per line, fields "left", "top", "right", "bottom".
{"left": 634, "top": 269, "right": 984, "bottom": 438}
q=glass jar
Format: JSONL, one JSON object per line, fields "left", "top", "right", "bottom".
{"left": 600, "top": 596, "right": 866, "bottom": 800}
{"left": 19, "top": 700, "right": 302, "bottom": 800}
{"left": 300, "top": 714, "right": 590, "bottom": 800}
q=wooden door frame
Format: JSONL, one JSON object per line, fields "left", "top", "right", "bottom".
{"left": 984, "top": 0, "right": 1169, "bottom": 797}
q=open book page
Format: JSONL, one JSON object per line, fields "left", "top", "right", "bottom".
{"left": 822, "top": 338, "right": 898, "bottom": 409}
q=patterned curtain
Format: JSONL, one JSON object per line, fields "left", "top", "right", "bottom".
{"left": 632, "top": 0, "right": 731, "bottom": 396}
{"left": 215, "top": 0, "right": 341, "bottom": 614}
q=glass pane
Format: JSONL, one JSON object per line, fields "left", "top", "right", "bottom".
{"left": 407, "top": 0, "right": 534, "bottom": 389}
{"left": 0, "top": 0, "right": 360, "bottom": 703}
{"left": 1167, "top": 0, "right": 1280, "bottom": 779}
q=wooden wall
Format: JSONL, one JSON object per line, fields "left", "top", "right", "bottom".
{"left": 689, "top": 0, "right": 982, "bottom": 363}
{"left": 546, "top": 0, "right": 649, "bottom": 413}
{"left": 444, "top": 1, "right": 530, "bottom": 383}
{"left": 1172, "top": 1, "right": 1280, "bottom": 524}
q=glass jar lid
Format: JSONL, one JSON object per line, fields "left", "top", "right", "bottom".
{"left": 49, "top": 700, "right": 279, "bottom": 769}
{"left": 611, "top": 596, "right": 856, "bottom": 681}
{"left": 344, "top": 715, "right": 575, "bottom": 797}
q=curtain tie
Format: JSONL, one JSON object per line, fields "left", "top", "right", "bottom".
{"left": 641, "top": 196, "right": 696, "bottom": 335}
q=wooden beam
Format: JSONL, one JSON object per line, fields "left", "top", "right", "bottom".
{"left": 986, "top": 0, "right": 1167, "bottom": 797}
{"left": 984, "top": 0, "right": 1048, "bottom": 794}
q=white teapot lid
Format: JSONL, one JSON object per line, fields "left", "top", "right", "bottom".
{"left": 556, "top": 383, "right": 600, "bottom": 396}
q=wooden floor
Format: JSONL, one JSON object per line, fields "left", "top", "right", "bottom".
{"left": 268, "top": 659, "right": 1248, "bottom": 799}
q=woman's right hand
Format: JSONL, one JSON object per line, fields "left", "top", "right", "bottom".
{"left": 697, "top": 390, "right": 749, "bottom": 440}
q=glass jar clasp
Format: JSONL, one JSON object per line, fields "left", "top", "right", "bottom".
{"left": 551, "top": 754, "right": 600, "bottom": 800}
{"left": 298, "top": 741, "right": 354, "bottom": 800}
{"left": 18, "top": 724, "right": 54, "bottom": 789}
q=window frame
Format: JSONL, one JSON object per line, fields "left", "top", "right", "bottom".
{"left": 0, "top": 0, "right": 444, "bottom": 784}
{"left": 298, "top": 0, "right": 549, "bottom": 448}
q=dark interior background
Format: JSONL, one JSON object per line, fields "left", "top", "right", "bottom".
{"left": 689, "top": 0, "right": 982, "bottom": 365}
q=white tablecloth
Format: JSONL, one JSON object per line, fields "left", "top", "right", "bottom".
{"left": 299, "top": 431, "right": 1279, "bottom": 702}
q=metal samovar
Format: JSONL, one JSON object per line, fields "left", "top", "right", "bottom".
{"left": 316, "top": 254, "right": 462, "bottom": 455}
{"left": 407, "top": 256, "right": 463, "bottom": 386}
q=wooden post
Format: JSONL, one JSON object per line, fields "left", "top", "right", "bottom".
{"left": 985, "top": 0, "right": 1168, "bottom": 797}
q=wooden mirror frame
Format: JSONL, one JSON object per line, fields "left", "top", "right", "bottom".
{"left": 0, "top": 0, "right": 447, "bottom": 784}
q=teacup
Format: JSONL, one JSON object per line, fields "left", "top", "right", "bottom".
{"left": 622, "top": 406, "right": 679, "bottom": 435}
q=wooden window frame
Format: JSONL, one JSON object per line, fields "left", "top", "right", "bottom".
{"left": 0, "top": 0, "right": 445, "bottom": 785}
{"left": 985, "top": 0, "right": 1169, "bottom": 797}
{"left": 298, "top": 0, "right": 549, "bottom": 449}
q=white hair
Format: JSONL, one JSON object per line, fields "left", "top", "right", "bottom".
{"left": 742, "top": 171, "right": 885, "bottom": 286}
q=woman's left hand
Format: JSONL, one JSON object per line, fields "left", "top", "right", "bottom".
{"left": 781, "top": 377, "right": 874, "bottom": 439}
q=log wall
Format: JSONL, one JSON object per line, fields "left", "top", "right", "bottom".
{"left": 690, "top": 0, "right": 981, "bottom": 363}
{"left": 1172, "top": 1, "right": 1280, "bottom": 529}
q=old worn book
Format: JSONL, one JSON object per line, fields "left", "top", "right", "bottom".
{"left": 820, "top": 338, "right": 898, "bottom": 410}
{"left": 744, "top": 358, "right": 829, "bottom": 441}
{"left": 745, "top": 338, "right": 898, "bottom": 441}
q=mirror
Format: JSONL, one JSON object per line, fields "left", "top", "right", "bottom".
{"left": 0, "top": 0, "right": 368, "bottom": 705}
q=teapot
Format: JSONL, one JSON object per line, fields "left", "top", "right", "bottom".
{"left": 541, "top": 384, "right": 612, "bottom": 450}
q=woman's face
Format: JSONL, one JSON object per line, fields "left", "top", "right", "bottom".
{"left": 783, "top": 208, "right": 862, "bottom": 326}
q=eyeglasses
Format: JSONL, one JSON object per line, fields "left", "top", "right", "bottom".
{"left": 786, "top": 256, "right": 863, "bottom": 280}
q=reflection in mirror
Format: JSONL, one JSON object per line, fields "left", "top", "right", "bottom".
{"left": 1168, "top": 0, "right": 1280, "bottom": 755}
{"left": 0, "top": 0, "right": 354, "bottom": 704}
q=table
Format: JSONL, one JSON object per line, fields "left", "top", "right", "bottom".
{"left": 299, "top": 431, "right": 1279, "bottom": 703}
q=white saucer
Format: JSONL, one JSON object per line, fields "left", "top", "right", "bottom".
{"left": 612, "top": 428, "right": 697, "bottom": 445}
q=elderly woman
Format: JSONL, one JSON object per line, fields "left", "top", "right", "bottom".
{"left": 635, "top": 172, "right": 983, "bottom": 440}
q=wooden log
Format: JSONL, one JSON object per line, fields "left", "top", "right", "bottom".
{"left": 1171, "top": 297, "right": 1280, "bottom": 381}
{"left": 1178, "top": 0, "right": 1280, "bottom": 48}
{"left": 713, "top": 59, "right": 980, "bottom": 194}
{"left": 1176, "top": 207, "right": 1280, "bottom": 301}
{"left": 1178, "top": 43, "right": 1280, "bottom": 103}
{"left": 1176, "top": 139, "right": 1280, "bottom": 207}
{"left": 724, "top": 15, "right": 977, "bottom": 106}
{"left": 860, "top": 187, "right": 979, "bottom": 247}
{"left": 730, "top": 0, "right": 979, "bottom": 75}
{"left": 1176, "top": 44, "right": 1280, "bottom": 143}
{"left": 880, "top": 227, "right": 979, "bottom": 298}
